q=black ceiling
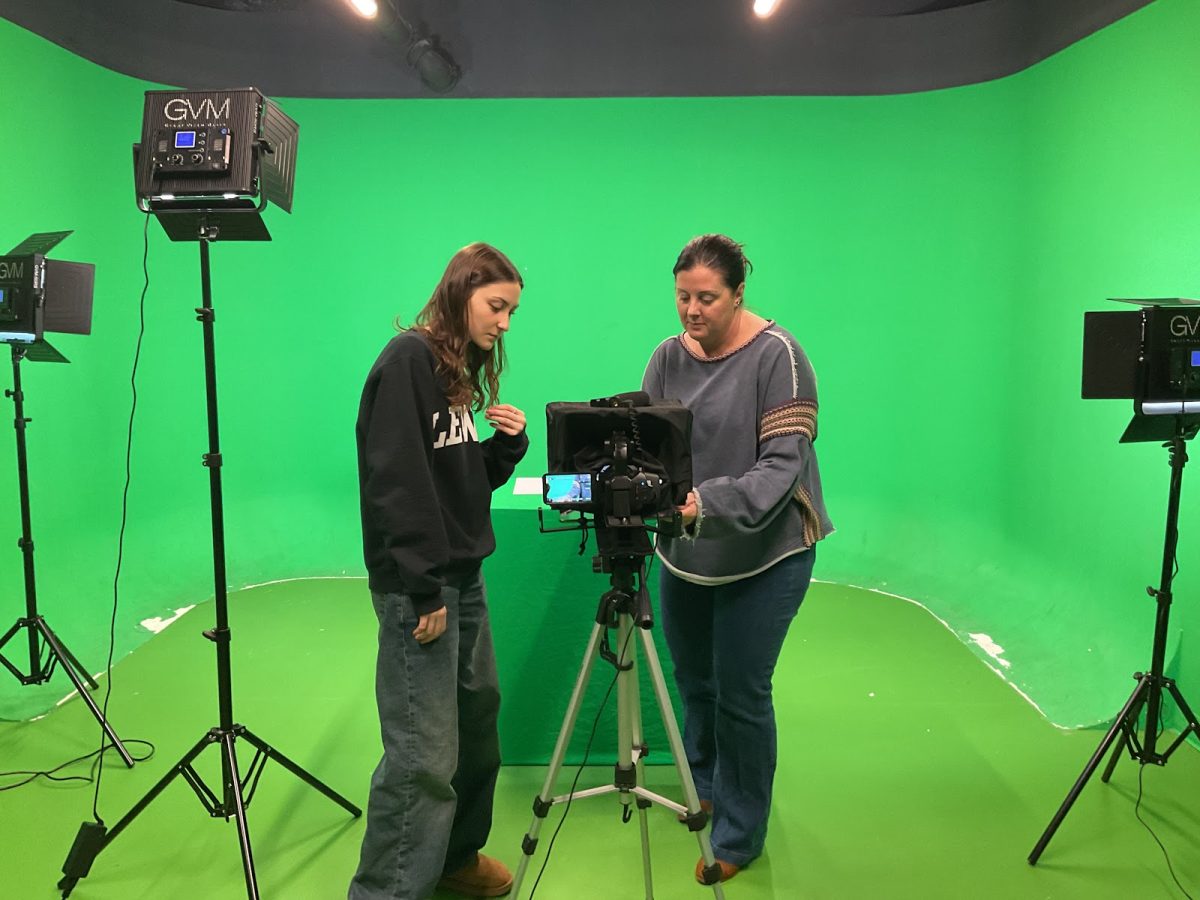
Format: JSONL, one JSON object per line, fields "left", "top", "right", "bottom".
{"left": 1, "top": 0, "right": 1154, "bottom": 98}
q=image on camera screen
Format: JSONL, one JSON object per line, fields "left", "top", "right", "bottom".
{"left": 544, "top": 473, "right": 592, "bottom": 505}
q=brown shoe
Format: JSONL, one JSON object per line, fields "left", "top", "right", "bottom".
{"left": 695, "top": 856, "right": 740, "bottom": 884}
{"left": 438, "top": 854, "right": 513, "bottom": 897}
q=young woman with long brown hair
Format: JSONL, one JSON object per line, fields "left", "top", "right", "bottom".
{"left": 350, "top": 242, "right": 527, "bottom": 900}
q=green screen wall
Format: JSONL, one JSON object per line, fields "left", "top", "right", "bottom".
{"left": 1, "top": 0, "right": 1197, "bottom": 757}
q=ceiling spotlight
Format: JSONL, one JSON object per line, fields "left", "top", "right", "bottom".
{"left": 753, "top": 0, "right": 781, "bottom": 17}
{"left": 377, "top": 0, "right": 461, "bottom": 93}
{"left": 407, "top": 38, "right": 459, "bottom": 93}
{"left": 344, "top": 0, "right": 379, "bottom": 18}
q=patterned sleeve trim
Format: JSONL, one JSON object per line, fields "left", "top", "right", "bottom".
{"left": 792, "top": 482, "right": 827, "bottom": 547}
{"left": 760, "top": 399, "right": 818, "bottom": 444}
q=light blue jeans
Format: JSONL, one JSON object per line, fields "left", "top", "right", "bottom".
{"left": 348, "top": 567, "right": 501, "bottom": 900}
{"left": 659, "top": 548, "right": 815, "bottom": 867}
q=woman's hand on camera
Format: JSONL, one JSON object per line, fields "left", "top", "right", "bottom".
{"left": 413, "top": 606, "right": 447, "bottom": 644}
{"left": 678, "top": 491, "right": 698, "bottom": 527}
{"left": 485, "top": 404, "right": 526, "bottom": 436}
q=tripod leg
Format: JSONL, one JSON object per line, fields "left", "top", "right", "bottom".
{"left": 220, "top": 731, "right": 261, "bottom": 900}
{"left": 615, "top": 617, "right": 654, "bottom": 899}
{"left": 1157, "top": 681, "right": 1200, "bottom": 759}
{"left": 39, "top": 619, "right": 100, "bottom": 691}
{"left": 1100, "top": 685, "right": 1146, "bottom": 784}
{"left": 58, "top": 735, "right": 214, "bottom": 898}
{"left": 1100, "top": 730, "right": 1131, "bottom": 783}
{"left": 1028, "top": 676, "right": 1150, "bottom": 865}
{"left": 512, "top": 623, "right": 605, "bottom": 899}
{"left": 0, "top": 619, "right": 29, "bottom": 680}
{"left": 637, "top": 628, "right": 725, "bottom": 899}
{"left": 34, "top": 619, "right": 134, "bottom": 767}
{"left": 1168, "top": 682, "right": 1200, "bottom": 734}
{"left": 102, "top": 733, "right": 214, "bottom": 848}
{"left": 1099, "top": 676, "right": 1147, "bottom": 782}
{"left": 239, "top": 729, "right": 362, "bottom": 816}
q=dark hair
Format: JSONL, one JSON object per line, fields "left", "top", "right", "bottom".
{"left": 672, "top": 234, "right": 753, "bottom": 289}
{"left": 406, "top": 242, "right": 523, "bottom": 411}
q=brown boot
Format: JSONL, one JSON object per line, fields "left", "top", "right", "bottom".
{"left": 438, "top": 854, "right": 513, "bottom": 898}
{"left": 695, "top": 856, "right": 740, "bottom": 884}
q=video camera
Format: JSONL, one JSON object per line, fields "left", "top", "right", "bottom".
{"left": 541, "top": 392, "right": 692, "bottom": 561}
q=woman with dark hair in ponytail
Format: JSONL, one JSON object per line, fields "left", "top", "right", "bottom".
{"left": 350, "top": 243, "right": 527, "bottom": 900}
{"left": 643, "top": 234, "right": 833, "bottom": 885}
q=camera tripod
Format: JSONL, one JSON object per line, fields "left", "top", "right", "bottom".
{"left": 0, "top": 344, "right": 134, "bottom": 766}
{"left": 511, "top": 546, "right": 726, "bottom": 899}
{"left": 58, "top": 222, "right": 360, "bottom": 899}
{"left": 1029, "top": 418, "right": 1200, "bottom": 864}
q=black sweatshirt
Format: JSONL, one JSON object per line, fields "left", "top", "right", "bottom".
{"left": 356, "top": 331, "right": 528, "bottom": 615}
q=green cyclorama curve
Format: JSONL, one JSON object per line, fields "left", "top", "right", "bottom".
{"left": 0, "top": 0, "right": 1196, "bottom": 742}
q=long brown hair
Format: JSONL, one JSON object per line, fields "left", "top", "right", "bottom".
{"left": 406, "top": 242, "right": 523, "bottom": 411}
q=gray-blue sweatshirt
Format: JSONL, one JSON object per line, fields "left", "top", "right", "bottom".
{"left": 642, "top": 321, "right": 833, "bottom": 584}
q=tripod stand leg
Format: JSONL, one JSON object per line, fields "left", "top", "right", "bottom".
{"left": 1028, "top": 676, "right": 1149, "bottom": 865}
{"left": 511, "top": 623, "right": 605, "bottom": 898}
{"left": 219, "top": 731, "right": 261, "bottom": 900}
{"left": 1100, "top": 686, "right": 1145, "bottom": 784}
{"left": 615, "top": 618, "right": 654, "bottom": 899}
{"left": 101, "top": 733, "right": 214, "bottom": 847}
{"left": 1100, "top": 730, "right": 1131, "bottom": 783}
{"left": 1156, "top": 681, "right": 1200, "bottom": 759}
{"left": 239, "top": 728, "right": 362, "bottom": 816}
{"left": 57, "top": 732, "right": 216, "bottom": 898}
{"left": 1168, "top": 682, "right": 1200, "bottom": 735}
{"left": 637, "top": 628, "right": 725, "bottom": 898}
{"left": 635, "top": 798, "right": 653, "bottom": 899}
{"left": 35, "top": 618, "right": 134, "bottom": 767}
{"left": 39, "top": 619, "right": 99, "bottom": 691}
{"left": 0, "top": 619, "right": 31, "bottom": 680}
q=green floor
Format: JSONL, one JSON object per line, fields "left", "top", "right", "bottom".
{"left": 2, "top": 579, "right": 1198, "bottom": 900}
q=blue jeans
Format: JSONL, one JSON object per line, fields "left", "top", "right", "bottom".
{"left": 659, "top": 548, "right": 815, "bottom": 867}
{"left": 348, "top": 568, "right": 501, "bottom": 900}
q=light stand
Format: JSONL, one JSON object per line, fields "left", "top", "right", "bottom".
{"left": 1029, "top": 416, "right": 1200, "bottom": 864}
{"left": 58, "top": 220, "right": 360, "bottom": 899}
{"left": 0, "top": 344, "right": 134, "bottom": 766}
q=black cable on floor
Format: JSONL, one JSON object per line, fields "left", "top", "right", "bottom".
{"left": 0, "top": 739, "right": 155, "bottom": 791}
{"left": 89, "top": 213, "right": 151, "bottom": 824}
{"left": 1134, "top": 762, "right": 1195, "bottom": 899}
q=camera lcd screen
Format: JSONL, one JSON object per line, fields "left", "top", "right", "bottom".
{"left": 544, "top": 473, "right": 592, "bottom": 505}
{"left": 174, "top": 131, "right": 197, "bottom": 149}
